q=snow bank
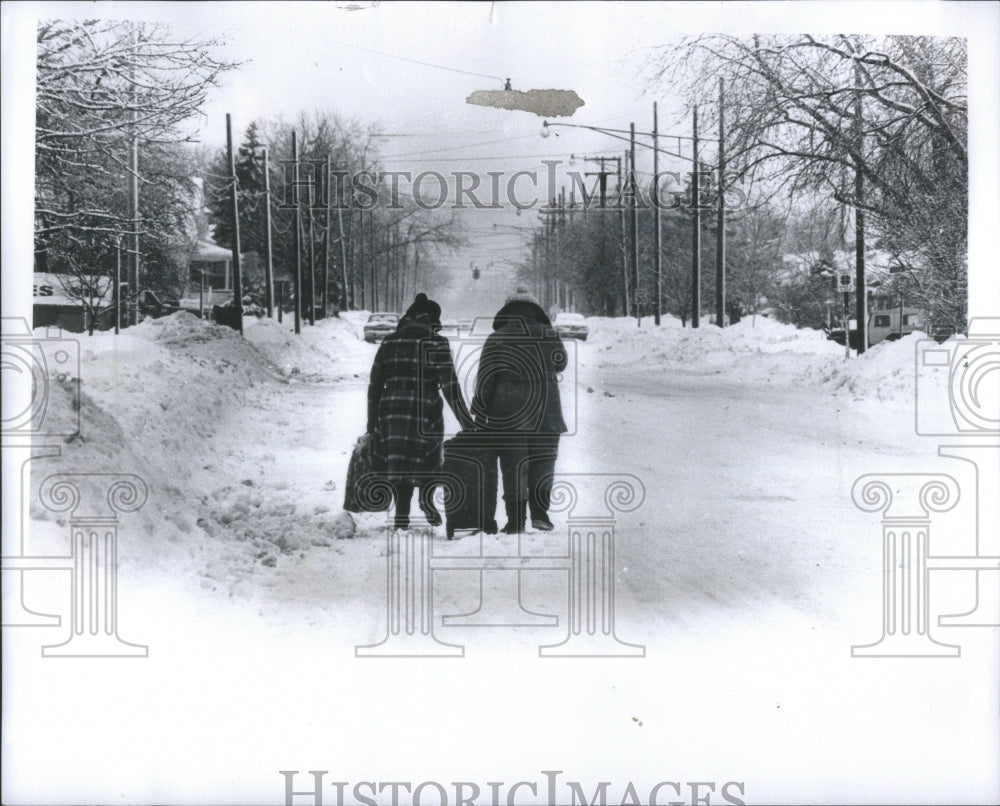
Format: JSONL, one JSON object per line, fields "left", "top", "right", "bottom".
{"left": 583, "top": 315, "right": 947, "bottom": 405}
{"left": 243, "top": 312, "right": 374, "bottom": 379}
{"left": 815, "top": 331, "right": 926, "bottom": 402}
{"left": 28, "top": 312, "right": 372, "bottom": 596}
{"left": 28, "top": 310, "right": 949, "bottom": 600}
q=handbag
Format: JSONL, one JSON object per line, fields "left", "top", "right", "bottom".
{"left": 343, "top": 431, "right": 390, "bottom": 512}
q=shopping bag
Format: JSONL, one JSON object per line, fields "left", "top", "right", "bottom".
{"left": 343, "top": 432, "right": 390, "bottom": 512}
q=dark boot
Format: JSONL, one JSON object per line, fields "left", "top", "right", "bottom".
{"left": 418, "top": 484, "right": 442, "bottom": 526}
{"left": 419, "top": 503, "right": 442, "bottom": 526}
{"left": 393, "top": 481, "right": 414, "bottom": 530}
{"left": 501, "top": 499, "right": 527, "bottom": 534}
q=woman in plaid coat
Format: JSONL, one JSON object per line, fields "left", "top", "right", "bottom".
{"left": 367, "top": 293, "right": 473, "bottom": 529}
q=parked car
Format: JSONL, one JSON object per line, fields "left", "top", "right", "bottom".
{"left": 553, "top": 312, "right": 588, "bottom": 341}
{"left": 139, "top": 290, "right": 181, "bottom": 319}
{"left": 826, "top": 306, "right": 929, "bottom": 349}
{"left": 363, "top": 312, "right": 400, "bottom": 342}
{"left": 438, "top": 319, "right": 461, "bottom": 338}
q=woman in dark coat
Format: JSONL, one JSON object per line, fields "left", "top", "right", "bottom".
{"left": 471, "top": 286, "right": 567, "bottom": 533}
{"left": 367, "top": 293, "right": 473, "bottom": 529}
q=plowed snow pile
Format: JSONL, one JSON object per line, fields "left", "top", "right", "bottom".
{"left": 27, "top": 312, "right": 374, "bottom": 599}
{"left": 587, "top": 313, "right": 944, "bottom": 405}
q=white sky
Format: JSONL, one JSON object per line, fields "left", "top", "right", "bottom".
{"left": 3, "top": 1, "right": 999, "bottom": 315}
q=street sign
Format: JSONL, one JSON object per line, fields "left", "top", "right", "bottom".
{"left": 836, "top": 271, "right": 856, "bottom": 293}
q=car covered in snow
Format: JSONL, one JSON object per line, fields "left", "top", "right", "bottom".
{"left": 363, "top": 312, "right": 400, "bottom": 342}
{"left": 553, "top": 312, "right": 588, "bottom": 341}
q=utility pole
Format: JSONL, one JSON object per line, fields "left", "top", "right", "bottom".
{"left": 382, "top": 227, "right": 391, "bottom": 311}
{"left": 291, "top": 130, "right": 302, "bottom": 334}
{"left": 308, "top": 211, "right": 316, "bottom": 326}
{"left": 412, "top": 245, "right": 420, "bottom": 306}
{"left": 389, "top": 226, "right": 396, "bottom": 312}
{"left": 619, "top": 152, "right": 630, "bottom": 318}
{"left": 323, "top": 154, "right": 332, "bottom": 318}
{"left": 395, "top": 222, "right": 402, "bottom": 312}
{"left": 691, "top": 104, "right": 701, "bottom": 329}
{"left": 338, "top": 204, "right": 350, "bottom": 312}
{"left": 263, "top": 147, "right": 275, "bottom": 319}
{"left": 583, "top": 155, "right": 617, "bottom": 208}
{"left": 226, "top": 113, "right": 244, "bottom": 335}
{"left": 584, "top": 155, "right": 620, "bottom": 316}
{"left": 358, "top": 208, "right": 366, "bottom": 311}
{"left": 557, "top": 186, "right": 566, "bottom": 310}
{"left": 128, "top": 136, "right": 140, "bottom": 327}
{"left": 534, "top": 236, "right": 542, "bottom": 304}
{"left": 541, "top": 198, "right": 555, "bottom": 309}
{"left": 587, "top": 159, "right": 609, "bottom": 315}
{"left": 630, "top": 122, "right": 640, "bottom": 326}
{"left": 653, "top": 101, "right": 662, "bottom": 326}
{"left": 114, "top": 237, "right": 122, "bottom": 335}
{"left": 127, "top": 28, "right": 140, "bottom": 327}
{"left": 369, "top": 209, "right": 378, "bottom": 312}
{"left": 854, "top": 64, "right": 867, "bottom": 354}
{"left": 715, "top": 78, "right": 726, "bottom": 328}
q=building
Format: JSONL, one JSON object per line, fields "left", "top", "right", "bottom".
{"left": 33, "top": 273, "right": 117, "bottom": 333}
{"left": 178, "top": 239, "right": 235, "bottom": 317}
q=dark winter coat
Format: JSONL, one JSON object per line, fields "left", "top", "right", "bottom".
{"left": 367, "top": 318, "right": 473, "bottom": 481}
{"left": 471, "top": 300, "right": 568, "bottom": 435}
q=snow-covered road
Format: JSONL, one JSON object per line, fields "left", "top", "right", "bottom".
{"left": 5, "top": 313, "right": 998, "bottom": 805}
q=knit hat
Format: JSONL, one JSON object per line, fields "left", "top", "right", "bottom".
{"left": 404, "top": 292, "right": 441, "bottom": 325}
{"left": 505, "top": 284, "right": 538, "bottom": 305}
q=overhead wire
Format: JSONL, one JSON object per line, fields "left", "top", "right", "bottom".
{"left": 379, "top": 133, "right": 541, "bottom": 160}
{"left": 327, "top": 39, "right": 508, "bottom": 83}
{"left": 379, "top": 144, "right": 623, "bottom": 164}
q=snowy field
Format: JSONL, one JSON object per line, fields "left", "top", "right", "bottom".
{"left": 3, "top": 311, "right": 998, "bottom": 805}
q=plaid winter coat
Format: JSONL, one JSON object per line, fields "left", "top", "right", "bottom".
{"left": 367, "top": 318, "right": 473, "bottom": 481}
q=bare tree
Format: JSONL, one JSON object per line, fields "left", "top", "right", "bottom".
{"left": 645, "top": 34, "right": 968, "bottom": 329}
{"left": 205, "top": 112, "right": 465, "bottom": 314}
{"left": 726, "top": 201, "right": 789, "bottom": 324}
{"left": 35, "top": 19, "right": 238, "bottom": 311}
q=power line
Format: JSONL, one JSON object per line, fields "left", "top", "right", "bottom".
{"left": 375, "top": 130, "right": 505, "bottom": 137}
{"left": 329, "top": 39, "right": 508, "bottom": 83}
{"left": 380, "top": 145, "right": 623, "bottom": 164}
{"left": 380, "top": 133, "right": 540, "bottom": 160}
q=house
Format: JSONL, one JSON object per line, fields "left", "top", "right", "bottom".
{"left": 188, "top": 239, "right": 233, "bottom": 290}
{"left": 177, "top": 239, "right": 235, "bottom": 316}
{"left": 33, "top": 273, "right": 117, "bottom": 333}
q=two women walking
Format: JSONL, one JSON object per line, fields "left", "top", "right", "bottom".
{"left": 365, "top": 287, "right": 568, "bottom": 533}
